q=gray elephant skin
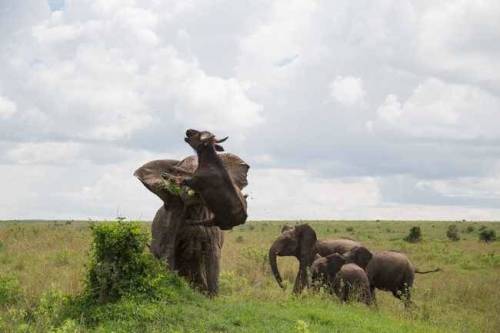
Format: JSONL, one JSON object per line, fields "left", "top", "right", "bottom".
{"left": 343, "top": 246, "right": 440, "bottom": 305}
{"left": 268, "top": 223, "right": 362, "bottom": 294}
{"left": 135, "top": 153, "right": 249, "bottom": 295}
{"left": 311, "top": 253, "right": 372, "bottom": 305}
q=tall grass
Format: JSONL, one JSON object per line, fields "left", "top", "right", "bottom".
{"left": 0, "top": 220, "right": 499, "bottom": 332}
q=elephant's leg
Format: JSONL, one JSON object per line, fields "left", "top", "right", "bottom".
{"left": 195, "top": 262, "right": 208, "bottom": 292}
{"left": 392, "top": 284, "right": 412, "bottom": 306}
{"left": 401, "top": 285, "right": 413, "bottom": 308}
{"left": 204, "top": 242, "right": 221, "bottom": 296}
{"left": 185, "top": 258, "right": 207, "bottom": 291}
{"left": 364, "top": 287, "right": 373, "bottom": 305}
{"left": 370, "top": 285, "right": 378, "bottom": 306}
{"left": 293, "top": 267, "right": 307, "bottom": 294}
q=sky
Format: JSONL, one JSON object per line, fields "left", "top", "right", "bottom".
{"left": 1, "top": 0, "right": 500, "bottom": 221}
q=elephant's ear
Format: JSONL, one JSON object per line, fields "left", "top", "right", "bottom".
{"left": 218, "top": 153, "right": 250, "bottom": 190}
{"left": 134, "top": 159, "right": 183, "bottom": 203}
{"left": 314, "top": 253, "right": 322, "bottom": 261}
{"left": 176, "top": 155, "right": 199, "bottom": 173}
{"left": 295, "top": 224, "right": 318, "bottom": 265}
{"left": 326, "top": 254, "right": 346, "bottom": 276}
{"left": 348, "top": 246, "right": 373, "bottom": 270}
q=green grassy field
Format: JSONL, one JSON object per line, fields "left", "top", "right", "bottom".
{"left": 0, "top": 220, "right": 499, "bottom": 332}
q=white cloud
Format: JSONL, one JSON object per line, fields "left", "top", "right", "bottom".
{"left": 329, "top": 76, "right": 366, "bottom": 107}
{"left": 0, "top": 2, "right": 262, "bottom": 143}
{"left": 372, "top": 78, "right": 500, "bottom": 140}
{"left": 247, "top": 168, "right": 380, "bottom": 220}
{"left": 32, "top": 11, "right": 82, "bottom": 43}
{"left": 173, "top": 73, "right": 263, "bottom": 131}
{"left": 0, "top": 96, "right": 17, "bottom": 118}
{"left": 236, "top": 0, "right": 321, "bottom": 87}
{"left": 417, "top": 0, "right": 500, "bottom": 86}
{"left": 1, "top": 0, "right": 500, "bottom": 220}
{"left": 6, "top": 142, "right": 82, "bottom": 165}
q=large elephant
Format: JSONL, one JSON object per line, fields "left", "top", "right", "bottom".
{"left": 268, "top": 223, "right": 362, "bottom": 294}
{"left": 343, "top": 246, "right": 440, "bottom": 306}
{"left": 134, "top": 153, "right": 249, "bottom": 295}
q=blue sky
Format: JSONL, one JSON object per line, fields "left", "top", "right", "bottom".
{"left": 1, "top": 0, "right": 500, "bottom": 220}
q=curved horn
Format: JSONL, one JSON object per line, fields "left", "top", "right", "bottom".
{"left": 200, "top": 132, "right": 213, "bottom": 142}
{"left": 215, "top": 136, "right": 228, "bottom": 143}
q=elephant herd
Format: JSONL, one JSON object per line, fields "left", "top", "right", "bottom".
{"left": 269, "top": 224, "right": 440, "bottom": 306}
{"left": 134, "top": 128, "right": 439, "bottom": 305}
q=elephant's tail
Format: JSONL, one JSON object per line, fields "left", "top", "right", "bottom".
{"left": 415, "top": 268, "right": 441, "bottom": 274}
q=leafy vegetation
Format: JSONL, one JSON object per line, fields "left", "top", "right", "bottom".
{"left": 479, "top": 228, "right": 496, "bottom": 243}
{"left": 404, "top": 226, "right": 422, "bottom": 243}
{"left": 0, "top": 274, "right": 21, "bottom": 306}
{"left": 446, "top": 225, "right": 460, "bottom": 241}
{"left": 85, "top": 222, "right": 158, "bottom": 303}
{"left": 0, "top": 220, "right": 499, "bottom": 332}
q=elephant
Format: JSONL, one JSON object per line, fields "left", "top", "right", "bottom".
{"left": 134, "top": 153, "right": 249, "bottom": 295}
{"left": 268, "top": 223, "right": 362, "bottom": 294}
{"left": 342, "top": 246, "right": 440, "bottom": 306}
{"left": 311, "top": 253, "right": 372, "bottom": 305}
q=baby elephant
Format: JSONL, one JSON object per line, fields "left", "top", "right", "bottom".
{"left": 311, "top": 253, "right": 373, "bottom": 305}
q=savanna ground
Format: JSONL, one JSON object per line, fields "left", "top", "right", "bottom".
{"left": 0, "top": 220, "right": 499, "bottom": 332}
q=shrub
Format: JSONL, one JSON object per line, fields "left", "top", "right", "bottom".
{"left": 465, "top": 225, "right": 475, "bottom": 233}
{"left": 235, "top": 235, "right": 244, "bottom": 243}
{"left": 346, "top": 226, "right": 354, "bottom": 232}
{"left": 446, "top": 225, "right": 460, "bottom": 241}
{"left": 0, "top": 274, "right": 21, "bottom": 306}
{"left": 404, "top": 226, "right": 422, "bottom": 243}
{"left": 479, "top": 229, "right": 497, "bottom": 243}
{"left": 85, "top": 222, "right": 158, "bottom": 303}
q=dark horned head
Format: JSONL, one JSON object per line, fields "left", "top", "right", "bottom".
{"left": 185, "top": 129, "right": 228, "bottom": 152}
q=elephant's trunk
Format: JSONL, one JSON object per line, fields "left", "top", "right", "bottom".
{"left": 269, "top": 243, "right": 285, "bottom": 289}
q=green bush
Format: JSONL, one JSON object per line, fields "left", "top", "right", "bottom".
{"left": 404, "top": 226, "right": 422, "bottom": 243}
{"left": 0, "top": 274, "right": 21, "bottom": 306}
{"left": 446, "top": 225, "right": 460, "bottom": 241}
{"left": 479, "top": 229, "right": 496, "bottom": 243}
{"left": 346, "top": 226, "right": 354, "bottom": 232}
{"left": 465, "top": 225, "right": 475, "bottom": 233}
{"left": 85, "top": 222, "right": 160, "bottom": 303}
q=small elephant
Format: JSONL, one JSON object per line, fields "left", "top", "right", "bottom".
{"left": 343, "top": 246, "right": 440, "bottom": 306}
{"left": 311, "top": 253, "right": 372, "bottom": 305}
{"left": 269, "top": 223, "right": 362, "bottom": 294}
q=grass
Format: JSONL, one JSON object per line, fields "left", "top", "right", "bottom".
{"left": 1, "top": 220, "right": 499, "bottom": 332}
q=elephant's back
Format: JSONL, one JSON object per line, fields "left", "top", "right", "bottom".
{"left": 339, "top": 263, "right": 370, "bottom": 286}
{"left": 316, "top": 239, "right": 361, "bottom": 256}
{"left": 367, "top": 251, "right": 413, "bottom": 291}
